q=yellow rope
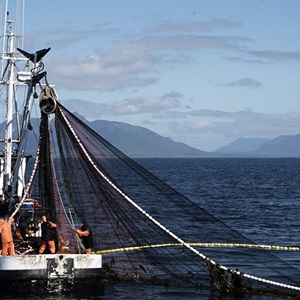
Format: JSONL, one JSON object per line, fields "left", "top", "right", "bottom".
{"left": 95, "top": 242, "right": 300, "bottom": 254}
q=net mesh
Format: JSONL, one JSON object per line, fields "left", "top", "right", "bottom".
{"left": 32, "top": 103, "right": 300, "bottom": 297}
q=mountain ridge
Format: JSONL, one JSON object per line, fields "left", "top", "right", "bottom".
{"left": 20, "top": 113, "right": 216, "bottom": 158}
{"left": 83, "top": 116, "right": 214, "bottom": 158}
{"left": 4, "top": 112, "right": 300, "bottom": 158}
{"left": 215, "top": 135, "right": 300, "bottom": 157}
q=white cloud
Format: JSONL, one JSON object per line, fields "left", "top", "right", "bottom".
{"left": 41, "top": 18, "right": 248, "bottom": 92}
{"left": 63, "top": 91, "right": 183, "bottom": 118}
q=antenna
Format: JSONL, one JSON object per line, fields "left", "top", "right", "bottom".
{"left": 0, "top": 0, "right": 26, "bottom": 201}
{"left": 0, "top": 0, "right": 25, "bottom": 75}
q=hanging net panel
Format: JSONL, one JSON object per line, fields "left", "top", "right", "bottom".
{"left": 39, "top": 103, "right": 300, "bottom": 297}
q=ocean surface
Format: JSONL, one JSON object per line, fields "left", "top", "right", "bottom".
{"left": 2, "top": 157, "right": 300, "bottom": 300}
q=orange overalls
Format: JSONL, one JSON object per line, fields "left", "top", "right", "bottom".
{"left": 0, "top": 218, "right": 15, "bottom": 256}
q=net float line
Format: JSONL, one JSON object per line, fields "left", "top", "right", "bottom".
{"left": 95, "top": 242, "right": 300, "bottom": 254}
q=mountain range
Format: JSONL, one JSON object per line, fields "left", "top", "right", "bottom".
{"left": 20, "top": 113, "right": 213, "bottom": 158}
{"left": 215, "top": 135, "right": 300, "bottom": 157}
{"left": 6, "top": 113, "right": 300, "bottom": 158}
{"left": 74, "top": 113, "right": 214, "bottom": 158}
{"left": 54, "top": 113, "right": 300, "bottom": 158}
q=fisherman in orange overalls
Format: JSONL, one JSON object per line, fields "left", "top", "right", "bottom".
{"left": 0, "top": 217, "right": 15, "bottom": 256}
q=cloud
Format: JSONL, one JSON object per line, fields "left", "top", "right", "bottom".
{"left": 162, "top": 109, "right": 300, "bottom": 139}
{"left": 39, "top": 16, "right": 248, "bottom": 92}
{"left": 228, "top": 50, "right": 300, "bottom": 65}
{"left": 115, "top": 92, "right": 182, "bottom": 114}
{"left": 62, "top": 93, "right": 300, "bottom": 151}
{"left": 65, "top": 92, "right": 300, "bottom": 145}
{"left": 47, "top": 50, "right": 158, "bottom": 91}
{"left": 28, "top": 25, "right": 120, "bottom": 49}
{"left": 224, "top": 78, "right": 262, "bottom": 89}
{"left": 46, "top": 33, "right": 246, "bottom": 91}
{"left": 147, "top": 18, "right": 242, "bottom": 34}
{"left": 63, "top": 91, "right": 183, "bottom": 118}
{"left": 248, "top": 50, "right": 300, "bottom": 62}
{"left": 140, "top": 34, "right": 245, "bottom": 51}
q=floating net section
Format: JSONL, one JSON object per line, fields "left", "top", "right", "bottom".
{"left": 49, "top": 103, "right": 300, "bottom": 297}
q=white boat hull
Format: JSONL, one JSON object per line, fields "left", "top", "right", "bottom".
{"left": 0, "top": 254, "right": 102, "bottom": 290}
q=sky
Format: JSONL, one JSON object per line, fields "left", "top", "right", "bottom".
{"left": 5, "top": 0, "right": 300, "bottom": 151}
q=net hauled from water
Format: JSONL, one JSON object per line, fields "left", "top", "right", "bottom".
{"left": 37, "top": 103, "right": 300, "bottom": 297}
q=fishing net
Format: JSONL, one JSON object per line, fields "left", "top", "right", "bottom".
{"left": 30, "top": 103, "right": 300, "bottom": 297}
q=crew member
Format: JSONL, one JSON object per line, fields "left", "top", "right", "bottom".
{"left": 39, "top": 214, "right": 57, "bottom": 254}
{"left": 0, "top": 217, "right": 15, "bottom": 256}
{"left": 15, "top": 222, "right": 35, "bottom": 240}
{"left": 73, "top": 223, "right": 94, "bottom": 254}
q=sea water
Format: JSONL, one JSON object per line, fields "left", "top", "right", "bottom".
{"left": 2, "top": 158, "right": 300, "bottom": 299}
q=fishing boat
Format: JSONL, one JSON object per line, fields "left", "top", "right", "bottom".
{"left": 0, "top": 1, "right": 101, "bottom": 291}
{"left": 1, "top": 0, "right": 300, "bottom": 297}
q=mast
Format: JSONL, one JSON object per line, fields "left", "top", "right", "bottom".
{"left": 0, "top": 0, "right": 52, "bottom": 214}
{"left": 4, "top": 19, "right": 15, "bottom": 198}
{"left": 0, "top": 0, "right": 27, "bottom": 204}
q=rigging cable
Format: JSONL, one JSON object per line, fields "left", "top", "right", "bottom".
{"left": 9, "top": 146, "right": 40, "bottom": 220}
